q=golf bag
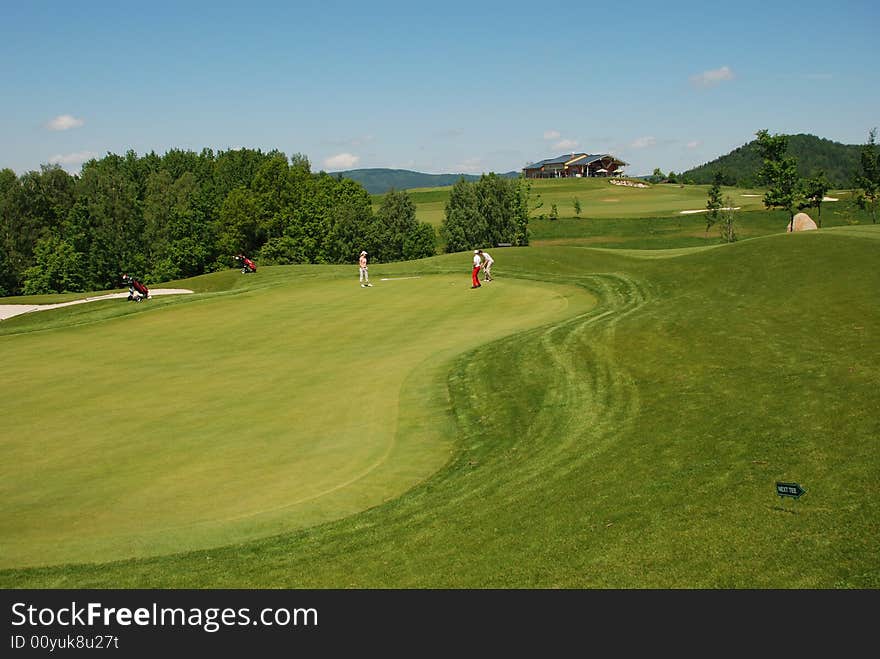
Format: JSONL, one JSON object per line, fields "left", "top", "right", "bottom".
{"left": 123, "top": 274, "right": 149, "bottom": 302}
{"left": 235, "top": 254, "right": 257, "bottom": 273}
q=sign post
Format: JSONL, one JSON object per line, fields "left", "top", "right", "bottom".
{"left": 776, "top": 482, "right": 806, "bottom": 499}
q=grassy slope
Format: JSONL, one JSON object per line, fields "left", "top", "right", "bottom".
{"left": 372, "top": 179, "right": 862, "bottom": 257}
{"left": 2, "top": 227, "right": 877, "bottom": 587}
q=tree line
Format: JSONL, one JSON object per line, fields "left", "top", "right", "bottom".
{"left": 0, "top": 148, "right": 529, "bottom": 297}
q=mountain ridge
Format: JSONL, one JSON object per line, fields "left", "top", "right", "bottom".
{"left": 328, "top": 168, "right": 519, "bottom": 194}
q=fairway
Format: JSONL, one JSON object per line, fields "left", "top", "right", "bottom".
{"left": 1, "top": 231, "right": 878, "bottom": 588}
{"left": 400, "top": 178, "right": 773, "bottom": 228}
{"left": 0, "top": 273, "right": 596, "bottom": 568}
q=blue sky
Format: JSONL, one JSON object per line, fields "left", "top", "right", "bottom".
{"left": 2, "top": 0, "right": 878, "bottom": 177}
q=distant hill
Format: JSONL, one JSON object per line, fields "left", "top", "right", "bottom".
{"left": 681, "top": 133, "right": 864, "bottom": 188}
{"left": 329, "top": 168, "right": 519, "bottom": 194}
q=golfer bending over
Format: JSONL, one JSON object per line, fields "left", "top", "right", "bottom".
{"left": 480, "top": 249, "right": 494, "bottom": 281}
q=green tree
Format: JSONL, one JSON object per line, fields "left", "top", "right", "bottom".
{"left": 77, "top": 157, "right": 146, "bottom": 289}
{"left": 440, "top": 177, "right": 485, "bottom": 253}
{"left": 705, "top": 170, "right": 724, "bottom": 234}
{"left": 0, "top": 168, "right": 25, "bottom": 294}
{"left": 572, "top": 198, "right": 581, "bottom": 217}
{"left": 800, "top": 170, "right": 831, "bottom": 226}
{"left": 549, "top": 203, "right": 558, "bottom": 220}
{"left": 511, "top": 177, "right": 530, "bottom": 246}
{"left": 252, "top": 154, "right": 294, "bottom": 240}
{"left": 258, "top": 236, "right": 301, "bottom": 265}
{"left": 374, "top": 188, "right": 418, "bottom": 262}
{"left": 755, "top": 129, "right": 802, "bottom": 223}
{"left": 855, "top": 128, "right": 879, "bottom": 224}
{"left": 403, "top": 222, "right": 437, "bottom": 261}
{"left": 439, "top": 174, "right": 528, "bottom": 250}
{"left": 22, "top": 236, "right": 85, "bottom": 294}
{"left": 216, "top": 186, "right": 261, "bottom": 260}
{"left": 143, "top": 170, "right": 175, "bottom": 270}
{"left": 324, "top": 198, "right": 377, "bottom": 264}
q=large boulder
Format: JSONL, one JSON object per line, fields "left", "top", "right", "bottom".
{"left": 788, "top": 212, "right": 818, "bottom": 232}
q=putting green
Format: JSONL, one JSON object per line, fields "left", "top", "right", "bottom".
{"left": 0, "top": 273, "right": 595, "bottom": 568}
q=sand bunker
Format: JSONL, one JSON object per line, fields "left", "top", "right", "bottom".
{"left": 742, "top": 194, "right": 838, "bottom": 201}
{"left": 610, "top": 179, "right": 649, "bottom": 188}
{"left": 680, "top": 207, "right": 740, "bottom": 214}
{"left": 0, "top": 289, "right": 194, "bottom": 321}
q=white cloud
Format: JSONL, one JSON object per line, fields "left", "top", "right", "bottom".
{"left": 554, "top": 139, "right": 579, "bottom": 150}
{"left": 631, "top": 136, "right": 657, "bottom": 149}
{"left": 46, "top": 114, "right": 85, "bottom": 131}
{"left": 48, "top": 150, "right": 97, "bottom": 167}
{"left": 543, "top": 130, "right": 561, "bottom": 140}
{"left": 324, "top": 152, "right": 360, "bottom": 169}
{"left": 686, "top": 140, "right": 700, "bottom": 149}
{"left": 690, "top": 66, "right": 734, "bottom": 87}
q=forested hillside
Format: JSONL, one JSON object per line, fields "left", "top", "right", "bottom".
{"left": 682, "top": 134, "right": 864, "bottom": 187}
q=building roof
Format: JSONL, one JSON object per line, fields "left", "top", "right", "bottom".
{"left": 523, "top": 153, "right": 628, "bottom": 169}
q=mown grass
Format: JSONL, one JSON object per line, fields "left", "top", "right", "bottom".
{"left": 0, "top": 263, "right": 589, "bottom": 568}
{"left": 2, "top": 226, "right": 877, "bottom": 588}
{"left": 369, "top": 178, "right": 865, "bottom": 256}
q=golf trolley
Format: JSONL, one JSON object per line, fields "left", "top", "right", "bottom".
{"left": 122, "top": 274, "right": 149, "bottom": 302}
{"left": 234, "top": 254, "right": 257, "bottom": 273}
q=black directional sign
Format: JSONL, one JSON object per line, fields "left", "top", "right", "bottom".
{"left": 776, "top": 482, "right": 806, "bottom": 499}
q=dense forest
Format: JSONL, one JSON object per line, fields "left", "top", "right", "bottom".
{"left": 682, "top": 133, "right": 864, "bottom": 187}
{"left": 0, "top": 149, "right": 530, "bottom": 297}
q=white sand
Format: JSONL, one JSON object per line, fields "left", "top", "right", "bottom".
{"left": 680, "top": 207, "right": 740, "bottom": 214}
{"left": 0, "top": 289, "right": 193, "bottom": 321}
{"left": 743, "top": 194, "right": 838, "bottom": 201}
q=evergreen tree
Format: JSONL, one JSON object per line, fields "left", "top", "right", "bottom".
{"left": 440, "top": 177, "right": 485, "bottom": 253}
{"left": 374, "top": 188, "right": 417, "bottom": 262}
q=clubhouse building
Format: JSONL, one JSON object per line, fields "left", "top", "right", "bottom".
{"left": 522, "top": 153, "right": 628, "bottom": 179}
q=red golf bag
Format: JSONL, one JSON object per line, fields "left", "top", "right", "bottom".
{"left": 123, "top": 274, "right": 149, "bottom": 301}
{"left": 235, "top": 254, "right": 257, "bottom": 273}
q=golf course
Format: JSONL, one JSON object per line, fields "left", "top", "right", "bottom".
{"left": 1, "top": 183, "right": 878, "bottom": 588}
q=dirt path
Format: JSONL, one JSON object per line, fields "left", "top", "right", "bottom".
{"left": 0, "top": 289, "right": 194, "bottom": 321}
